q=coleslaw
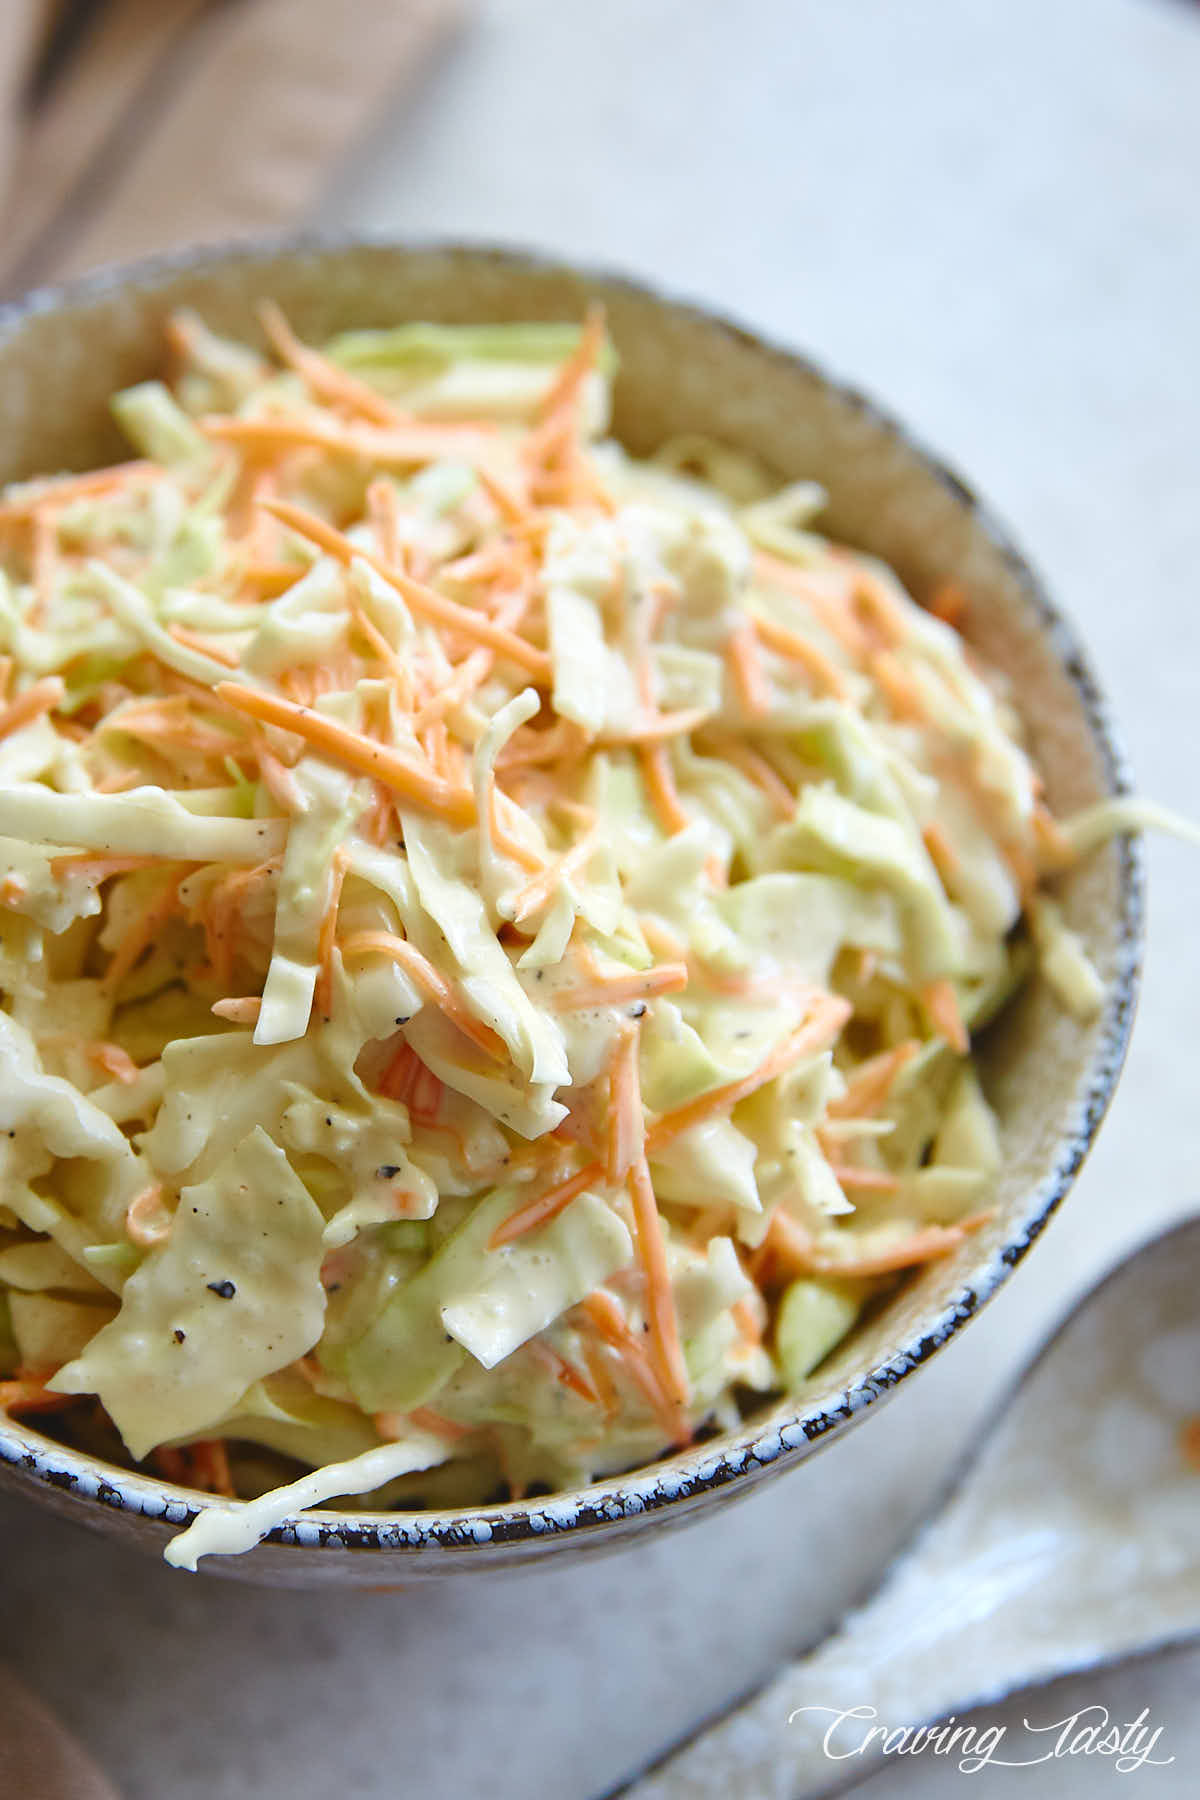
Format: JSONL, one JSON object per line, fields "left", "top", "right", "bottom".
{"left": 0, "top": 305, "right": 1121, "bottom": 1565}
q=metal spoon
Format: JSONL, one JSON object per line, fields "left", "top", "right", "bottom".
{"left": 615, "top": 1214, "right": 1200, "bottom": 1800}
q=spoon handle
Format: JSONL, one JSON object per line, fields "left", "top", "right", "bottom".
{"left": 622, "top": 1524, "right": 1075, "bottom": 1799}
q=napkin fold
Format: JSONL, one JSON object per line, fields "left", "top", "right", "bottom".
{"left": 0, "top": 0, "right": 465, "bottom": 295}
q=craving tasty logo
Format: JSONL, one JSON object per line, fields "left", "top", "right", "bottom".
{"left": 787, "top": 1703, "right": 1174, "bottom": 1774}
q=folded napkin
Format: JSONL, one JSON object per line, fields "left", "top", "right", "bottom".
{"left": 0, "top": 10, "right": 466, "bottom": 1791}
{"left": 0, "top": 1665, "right": 121, "bottom": 1800}
{"left": 0, "top": 0, "right": 465, "bottom": 295}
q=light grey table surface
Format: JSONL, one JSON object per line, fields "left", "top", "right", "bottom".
{"left": 2, "top": 2, "right": 1198, "bottom": 1795}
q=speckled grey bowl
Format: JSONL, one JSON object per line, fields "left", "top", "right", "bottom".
{"left": 0, "top": 240, "right": 1142, "bottom": 1584}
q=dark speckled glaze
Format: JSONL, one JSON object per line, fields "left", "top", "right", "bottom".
{"left": 0, "top": 240, "right": 1143, "bottom": 1584}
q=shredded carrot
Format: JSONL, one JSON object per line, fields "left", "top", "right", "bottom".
{"left": 373, "top": 1406, "right": 472, "bottom": 1443}
{"left": 0, "top": 674, "right": 64, "bottom": 740}
{"left": 643, "top": 997, "right": 852, "bottom": 1151}
{"left": 215, "top": 681, "right": 475, "bottom": 825}
{"left": 474, "top": 462, "right": 535, "bottom": 529}
{"left": 151, "top": 1447, "right": 190, "bottom": 1484}
{"left": 260, "top": 499, "right": 550, "bottom": 677}
{"left": 580, "top": 1338, "right": 621, "bottom": 1419}
{"left": 703, "top": 736, "right": 794, "bottom": 819}
{"left": 0, "top": 1377, "right": 74, "bottom": 1415}
{"left": 928, "top": 579, "right": 967, "bottom": 627}
{"left": 509, "top": 820, "right": 599, "bottom": 924}
{"left": 211, "top": 996, "right": 262, "bottom": 1025}
{"left": 155, "top": 1439, "right": 235, "bottom": 1496}
{"left": 314, "top": 848, "right": 347, "bottom": 1020}
{"left": 201, "top": 412, "right": 495, "bottom": 468}
{"left": 827, "top": 1164, "right": 901, "bottom": 1193}
{"left": 258, "top": 299, "right": 402, "bottom": 426}
{"left": 725, "top": 620, "right": 771, "bottom": 717}
{"left": 341, "top": 928, "right": 507, "bottom": 1061}
{"left": 28, "top": 507, "right": 59, "bottom": 623}
{"left": 1180, "top": 1418, "right": 1200, "bottom": 1473}
{"left": 89, "top": 1041, "right": 140, "bottom": 1085}
{"left": 412, "top": 648, "right": 489, "bottom": 730}
{"left": 581, "top": 1290, "right": 688, "bottom": 1448}
{"left": 827, "top": 1040, "right": 920, "bottom": 1119}
{"left": 535, "top": 303, "right": 607, "bottom": 428}
{"left": 751, "top": 612, "right": 850, "bottom": 701}
{"left": 255, "top": 744, "right": 305, "bottom": 813}
{"left": 0, "top": 460, "right": 152, "bottom": 523}
{"left": 805, "top": 1212, "right": 993, "bottom": 1278}
{"left": 922, "top": 819, "right": 961, "bottom": 883}
{"left": 377, "top": 1041, "right": 444, "bottom": 1123}
{"left": 922, "top": 977, "right": 969, "bottom": 1054}
{"left": 752, "top": 552, "right": 870, "bottom": 656}
{"left": 525, "top": 1338, "right": 600, "bottom": 1407}
{"left": 598, "top": 706, "right": 713, "bottom": 746}
{"left": 188, "top": 1439, "right": 235, "bottom": 1497}
{"left": 731, "top": 1296, "right": 764, "bottom": 1348}
{"left": 1001, "top": 837, "right": 1039, "bottom": 905}
{"left": 488, "top": 1164, "right": 597, "bottom": 1247}
{"left": 351, "top": 598, "right": 410, "bottom": 697}
{"left": 550, "top": 961, "right": 689, "bottom": 1013}
{"left": 614, "top": 1014, "right": 691, "bottom": 1419}
{"left": 627, "top": 1153, "right": 690, "bottom": 1415}
{"left": 491, "top": 996, "right": 851, "bottom": 1246}
{"left": 126, "top": 1182, "right": 170, "bottom": 1247}
{"left": 640, "top": 743, "right": 690, "bottom": 836}
{"left": 0, "top": 874, "right": 26, "bottom": 907}
{"left": 497, "top": 716, "right": 589, "bottom": 772}
{"left": 747, "top": 1208, "right": 816, "bottom": 1285}
{"left": 606, "top": 1020, "right": 642, "bottom": 1184}
{"left": 637, "top": 916, "right": 689, "bottom": 962}
{"left": 1032, "top": 802, "right": 1074, "bottom": 871}
{"left": 102, "top": 871, "right": 183, "bottom": 993}
{"left": 166, "top": 623, "right": 241, "bottom": 668}
{"left": 199, "top": 858, "right": 279, "bottom": 990}
{"left": 239, "top": 560, "right": 306, "bottom": 599}
{"left": 853, "top": 565, "right": 912, "bottom": 647}
{"left": 870, "top": 650, "right": 929, "bottom": 724}
{"left": 366, "top": 477, "right": 404, "bottom": 567}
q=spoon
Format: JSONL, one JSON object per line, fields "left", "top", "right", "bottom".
{"left": 614, "top": 1214, "right": 1200, "bottom": 1800}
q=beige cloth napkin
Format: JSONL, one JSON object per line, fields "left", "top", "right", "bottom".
{"left": 0, "top": 1665, "right": 121, "bottom": 1800}
{"left": 0, "top": 8, "right": 466, "bottom": 1791}
{"left": 0, "top": 0, "right": 465, "bottom": 294}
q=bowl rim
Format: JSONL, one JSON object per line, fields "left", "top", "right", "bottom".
{"left": 0, "top": 233, "right": 1145, "bottom": 1563}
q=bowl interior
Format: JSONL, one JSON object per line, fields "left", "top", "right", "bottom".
{"left": 0, "top": 243, "right": 1141, "bottom": 1581}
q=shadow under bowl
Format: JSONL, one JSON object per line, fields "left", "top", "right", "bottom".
{"left": 0, "top": 239, "right": 1143, "bottom": 1584}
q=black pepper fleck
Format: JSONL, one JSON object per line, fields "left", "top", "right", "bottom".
{"left": 629, "top": 1002, "right": 647, "bottom": 1018}
{"left": 377, "top": 1164, "right": 401, "bottom": 1180}
{"left": 206, "top": 1279, "right": 236, "bottom": 1299}
{"left": 173, "top": 1329, "right": 186, "bottom": 1344}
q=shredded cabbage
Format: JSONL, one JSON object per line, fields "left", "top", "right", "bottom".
{"left": 0, "top": 309, "right": 1159, "bottom": 1567}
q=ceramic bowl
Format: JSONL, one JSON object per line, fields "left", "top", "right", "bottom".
{"left": 0, "top": 240, "right": 1143, "bottom": 1584}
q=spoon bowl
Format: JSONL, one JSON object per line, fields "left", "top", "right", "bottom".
{"left": 622, "top": 1214, "right": 1200, "bottom": 1798}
